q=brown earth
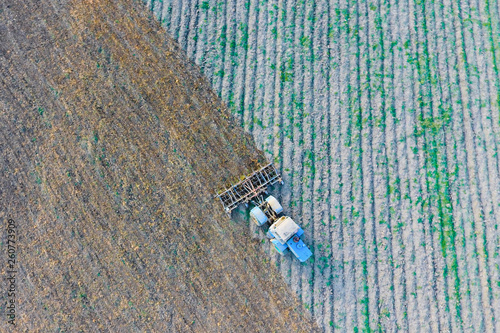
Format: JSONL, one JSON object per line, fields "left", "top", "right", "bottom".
{"left": 0, "top": 0, "right": 319, "bottom": 331}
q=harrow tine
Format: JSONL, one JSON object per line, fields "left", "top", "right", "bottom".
{"left": 215, "top": 163, "right": 283, "bottom": 213}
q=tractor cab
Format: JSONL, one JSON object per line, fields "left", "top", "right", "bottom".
{"left": 268, "top": 216, "right": 300, "bottom": 244}
{"left": 267, "top": 216, "right": 312, "bottom": 262}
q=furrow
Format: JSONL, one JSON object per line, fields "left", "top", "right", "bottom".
{"left": 260, "top": 0, "right": 278, "bottom": 161}
{"left": 194, "top": 0, "right": 210, "bottom": 75}
{"left": 452, "top": 0, "right": 495, "bottom": 330}
{"left": 327, "top": 0, "right": 347, "bottom": 331}
{"left": 201, "top": 0, "right": 219, "bottom": 85}
{"left": 465, "top": 0, "right": 500, "bottom": 326}
{"left": 362, "top": 0, "right": 391, "bottom": 330}
{"left": 399, "top": 0, "right": 441, "bottom": 330}
{"left": 431, "top": 1, "right": 468, "bottom": 330}
{"left": 297, "top": 0, "right": 317, "bottom": 317}
{"left": 247, "top": 1, "right": 271, "bottom": 241}
{"left": 250, "top": 0, "right": 275, "bottom": 255}
{"left": 479, "top": 1, "right": 500, "bottom": 327}
{"left": 160, "top": 0, "right": 173, "bottom": 30}
{"left": 310, "top": 1, "right": 331, "bottom": 327}
{"left": 440, "top": 0, "right": 487, "bottom": 330}
{"left": 431, "top": 0, "right": 476, "bottom": 330}
{"left": 346, "top": 0, "right": 370, "bottom": 329}
{"left": 419, "top": 0, "right": 463, "bottom": 331}
{"left": 485, "top": 0, "right": 500, "bottom": 142}
{"left": 250, "top": 0, "right": 269, "bottom": 152}
{"left": 411, "top": 0, "right": 454, "bottom": 330}
{"left": 478, "top": 0, "right": 500, "bottom": 195}
{"left": 260, "top": 0, "right": 280, "bottom": 265}
{"left": 278, "top": 0, "right": 298, "bottom": 286}
{"left": 496, "top": 0, "right": 500, "bottom": 90}
{"left": 379, "top": 0, "right": 409, "bottom": 330}
{"left": 176, "top": 0, "right": 191, "bottom": 50}
{"left": 354, "top": 0, "right": 378, "bottom": 331}
{"left": 152, "top": 0, "right": 163, "bottom": 23}
{"left": 268, "top": 0, "right": 285, "bottom": 269}
{"left": 391, "top": 0, "right": 422, "bottom": 329}
{"left": 220, "top": 0, "right": 237, "bottom": 108}
{"left": 337, "top": 1, "right": 358, "bottom": 331}
{"left": 167, "top": 0, "right": 182, "bottom": 39}
{"left": 289, "top": 0, "right": 306, "bottom": 301}
{"left": 212, "top": 0, "right": 228, "bottom": 95}
{"left": 242, "top": 0, "right": 260, "bottom": 242}
{"left": 186, "top": 1, "right": 200, "bottom": 60}
{"left": 319, "top": 1, "right": 336, "bottom": 330}
{"left": 242, "top": 0, "right": 260, "bottom": 134}
{"left": 271, "top": 0, "right": 286, "bottom": 207}
{"left": 230, "top": 0, "right": 250, "bottom": 126}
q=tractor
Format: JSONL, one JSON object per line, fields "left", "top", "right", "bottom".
{"left": 216, "top": 163, "right": 312, "bottom": 262}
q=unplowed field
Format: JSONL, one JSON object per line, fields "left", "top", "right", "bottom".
{"left": 148, "top": 0, "right": 500, "bottom": 331}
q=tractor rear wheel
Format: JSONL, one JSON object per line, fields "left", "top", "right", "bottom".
{"left": 265, "top": 195, "right": 283, "bottom": 215}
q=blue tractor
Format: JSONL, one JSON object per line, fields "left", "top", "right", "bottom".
{"left": 216, "top": 164, "right": 312, "bottom": 262}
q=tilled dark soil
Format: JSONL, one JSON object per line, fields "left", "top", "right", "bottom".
{"left": 0, "top": 0, "right": 319, "bottom": 331}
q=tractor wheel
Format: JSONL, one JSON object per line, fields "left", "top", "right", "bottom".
{"left": 265, "top": 195, "right": 283, "bottom": 214}
{"left": 250, "top": 206, "right": 268, "bottom": 226}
